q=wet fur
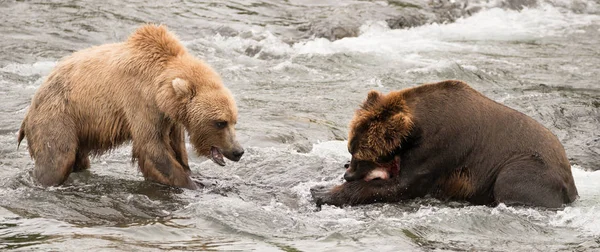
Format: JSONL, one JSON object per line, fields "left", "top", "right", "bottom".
{"left": 314, "top": 80, "right": 578, "bottom": 208}
{"left": 18, "top": 24, "right": 241, "bottom": 189}
{"left": 436, "top": 166, "right": 475, "bottom": 200}
{"left": 348, "top": 90, "right": 414, "bottom": 161}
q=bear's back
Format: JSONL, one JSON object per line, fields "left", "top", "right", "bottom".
{"left": 403, "top": 81, "right": 569, "bottom": 172}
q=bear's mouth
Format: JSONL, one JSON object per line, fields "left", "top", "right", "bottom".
{"left": 210, "top": 146, "right": 226, "bottom": 166}
{"left": 364, "top": 155, "right": 401, "bottom": 181}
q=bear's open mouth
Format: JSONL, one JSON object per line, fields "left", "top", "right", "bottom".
{"left": 364, "top": 155, "right": 401, "bottom": 181}
{"left": 210, "top": 146, "right": 226, "bottom": 166}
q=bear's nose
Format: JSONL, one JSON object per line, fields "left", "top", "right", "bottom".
{"left": 343, "top": 171, "right": 358, "bottom": 182}
{"left": 232, "top": 148, "right": 244, "bottom": 160}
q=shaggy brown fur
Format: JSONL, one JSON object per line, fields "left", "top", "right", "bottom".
{"left": 348, "top": 90, "right": 414, "bottom": 161}
{"left": 18, "top": 24, "right": 244, "bottom": 189}
{"left": 311, "top": 80, "right": 578, "bottom": 208}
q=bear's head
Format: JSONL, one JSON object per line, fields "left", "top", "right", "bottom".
{"left": 156, "top": 56, "right": 244, "bottom": 166}
{"left": 345, "top": 90, "right": 413, "bottom": 182}
{"left": 130, "top": 24, "right": 244, "bottom": 166}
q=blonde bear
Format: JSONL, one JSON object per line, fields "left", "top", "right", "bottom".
{"left": 18, "top": 24, "right": 244, "bottom": 189}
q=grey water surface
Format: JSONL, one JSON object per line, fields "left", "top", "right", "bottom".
{"left": 0, "top": 0, "right": 599, "bottom": 251}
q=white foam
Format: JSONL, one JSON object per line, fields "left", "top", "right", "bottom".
{"left": 292, "top": 4, "right": 600, "bottom": 56}
{"left": 570, "top": 165, "right": 600, "bottom": 194}
{"left": 405, "top": 60, "right": 459, "bottom": 74}
{"left": 211, "top": 31, "right": 293, "bottom": 58}
{"left": 309, "top": 140, "right": 351, "bottom": 159}
{"left": 551, "top": 206, "right": 600, "bottom": 235}
{"left": 270, "top": 60, "right": 316, "bottom": 73}
{"left": 548, "top": 166, "right": 600, "bottom": 235}
{"left": 1, "top": 61, "right": 56, "bottom": 76}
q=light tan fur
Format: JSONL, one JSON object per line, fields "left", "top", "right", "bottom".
{"left": 18, "top": 24, "right": 243, "bottom": 189}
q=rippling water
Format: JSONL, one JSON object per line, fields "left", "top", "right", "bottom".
{"left": 1, "top": 0, "right": 599, "bottom": 251}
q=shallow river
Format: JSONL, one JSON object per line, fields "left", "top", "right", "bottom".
{"left": 0, "top": 0, "right": 599, "bottom": 251}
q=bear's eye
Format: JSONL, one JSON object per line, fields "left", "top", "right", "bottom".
{"left": 215, "top": 121, "right": 228, "bottom": 129}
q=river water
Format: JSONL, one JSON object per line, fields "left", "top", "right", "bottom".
{"left": 0, "top": 0, "right": 599, "bottom": 251}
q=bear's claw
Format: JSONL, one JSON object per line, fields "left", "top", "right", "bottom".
{"left": 310, "top": 185, "right": 333, "bottom": 208}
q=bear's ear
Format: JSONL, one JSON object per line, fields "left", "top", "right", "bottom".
{"left": 172, "top": 78, "right": 192, "bottom": 97}
{"left": 362, "top": 90, "right": 382, "bottom": 109}
{"left": 389, "top": 111, "right": 414, "bottom": 141}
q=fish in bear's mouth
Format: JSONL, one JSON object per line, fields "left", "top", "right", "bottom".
{"left": 363, "top": 155, "right": 401, "bottom": 181}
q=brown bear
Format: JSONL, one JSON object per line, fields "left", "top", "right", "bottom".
{"left": 311, "top": 80, "right": 578, "bottom": 208}
{"left": 17, "top": 24, "right": 244, "bottom": 189}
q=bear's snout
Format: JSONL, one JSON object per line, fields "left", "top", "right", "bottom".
{"left": 343, "top": 170, "right": 359, "bottom": 182}
{"left": 230, "top": 147, "right": 245, "bottom": 161}
{"left": 223, "top": 144, "right": 244, "bottom": 162}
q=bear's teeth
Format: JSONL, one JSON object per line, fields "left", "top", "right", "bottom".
{"left": 210, "top": 146, "right": 226, "bottom": 166}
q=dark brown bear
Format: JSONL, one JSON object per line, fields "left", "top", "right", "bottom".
{"left": 311, "top": 80, "right": 578, "bottom": 208}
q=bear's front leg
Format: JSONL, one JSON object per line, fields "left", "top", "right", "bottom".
{"left": 310, "top": 179, "right": 404, "bottom": 207}
{"left": 129, "top": 114, "right": 198, "bottom": 189}
{"left": 132, "top": 126, "right": 197, "bottom": 189}
{"left": 169, "top": 124, "right": 190, "bottom": 174}
{"left": 134, "top": 142, "right": 198, "bottom": 190}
